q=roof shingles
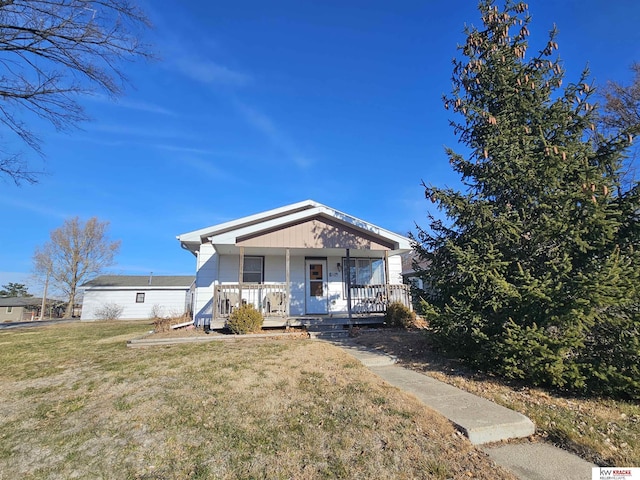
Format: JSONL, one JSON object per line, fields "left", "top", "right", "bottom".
{"left": 82, "top": 275, "right": 194, "bottom": 288}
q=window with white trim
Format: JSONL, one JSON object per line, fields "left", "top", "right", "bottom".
{"left": 136, "top": 293, "right": 145, "bottom": 303}
{"left": 242, "top": 256, "right": 264, "bottom": 283}
{"left": 343, "top": 258, "right": 385, "bottom": 286}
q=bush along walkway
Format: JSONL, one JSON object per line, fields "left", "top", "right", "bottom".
{"left": 323, "top": 338, "right": 596, "bottom": 480}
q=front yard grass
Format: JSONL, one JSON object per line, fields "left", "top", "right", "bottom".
{"left": 350, "top": 329, "right": 640, "bottom": 467}
{"left": 0, "top": 321, "right": 515, "bottom": 479}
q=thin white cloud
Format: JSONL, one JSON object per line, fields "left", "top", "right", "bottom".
{"left": 177, "top": 156, "right": 245, "bottom": 184}
{"left": 59, "top": 133, "right": 241, "bottom": 160}
{"left": 85, "top": 94, "right": 177, "bottom": 116}
{"left": 232, "top": 100, "right": 313, "bottom": 168}
{"left": 86, "top": 123, "right": 200, "bottom": 140}
{"left": 0, "top": 195, "right": 69, "bottom": 219}
{"left": 111, "top": 98, "right": 177, "bottom": 116}
{"left": 153, "top": 144, "right": 220, "bottom": 156}
{"left": 153, "top": 37, "right": 310, "bottom": 168}
{"left": 174, "top": 57, "right": 251, "bottom": 87}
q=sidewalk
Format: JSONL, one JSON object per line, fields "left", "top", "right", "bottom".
{"left": 325, "top": 338, "right": 596, "bottom": 480}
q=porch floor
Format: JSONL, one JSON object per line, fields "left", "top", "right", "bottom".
{"left": 269, "top": 313, "right": 385, "bottom": 328}
{"left": 209, "top": 313, "right": 386, "bottom": 330}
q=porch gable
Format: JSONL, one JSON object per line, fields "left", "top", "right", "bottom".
{"left": 236, "top": 216, "right": 394, "bottom": 250}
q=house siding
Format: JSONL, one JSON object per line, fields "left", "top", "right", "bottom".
{"left": 81, "top": 288, "right": 190, "bottom": 321}
{"left": 192, "top": 243, "right": 217, "bottom": 326}
{"left": 289, "top": 255, "right": 305, "bottom": 316}
{"left": 237, "top": 217, "right": 392, "bottom": 250}
{"left": 0, "top": 306, "right": 26, "bottom": 322}
{"left": 388, "top": 255, "right": 403, "bottom": 284}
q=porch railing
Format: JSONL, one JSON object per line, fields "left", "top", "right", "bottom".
{"left": 212, "top": 282, "right": 412, "bottom": 319}
{"left": 213, "top": 283, "right": 288, "bottom": 320}
{"left": 349, "top": 284, "right": 412, "bottom": 314}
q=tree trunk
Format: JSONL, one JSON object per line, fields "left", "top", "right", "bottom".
{"left": 65, "top": 291, "right": 75, "bottom": 318}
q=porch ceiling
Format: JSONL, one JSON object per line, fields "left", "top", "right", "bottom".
{"left": 212, "top": 245, "right": 394, "bottom": 258}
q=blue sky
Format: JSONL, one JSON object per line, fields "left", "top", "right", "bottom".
{"left": 1, "top": 0, "right": 639, "bottom": 293}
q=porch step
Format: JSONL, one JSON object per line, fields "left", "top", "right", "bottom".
{"left": 308, "top": 331, "right": 351, "bottom": 339}
{"left": 306, "top": 324, "right": 351, "bottom": 339}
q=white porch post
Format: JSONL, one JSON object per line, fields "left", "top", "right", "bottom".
{"left": 285, "top": 248, "right": 291, "bottom": 318}
{"left": 212, "top": 283, "right": 218, "bottom": 325}
{"left": 346, "top": 248, "right": 352, "bottom": 323}
{"left": 384, "top": 250, "right": 390, "bottom": 306}
{"left": 238, "top": 246, "right": 244, "bottom": 303}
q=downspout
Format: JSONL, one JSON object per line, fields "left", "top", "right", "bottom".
{"left": 238, "top": 246, "right": 244, "bottom": 305}
{"left": 193, "top": 251, "right": 199, "bottom": 325}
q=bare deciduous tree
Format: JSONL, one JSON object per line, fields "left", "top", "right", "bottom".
{"left": 33, "top": 217, "right": 120, "bottom": 317}
{"left": 600, "top": 63, "right": 640, "bottom": 188}
{"left": 0, "top": 0, "right": 152, "bottom": 184}
{"left": 601, "top": 63, "right": 640, "bottom": 131}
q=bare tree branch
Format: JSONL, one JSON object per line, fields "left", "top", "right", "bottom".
{"left": 0, "top": 0, "right": 152, "bottom": 185}
{"left": 0, "top": 149, "right": 39, "bottom": 184}
{"left": 601, "top": 63, "right": 640, "bottom": 131}
{"left": 599, "top": 62, "right": 640, "bottom": 189}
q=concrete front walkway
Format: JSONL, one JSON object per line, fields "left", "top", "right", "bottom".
{"left": 325, "top": 338, "right": 596, "bottom": 480}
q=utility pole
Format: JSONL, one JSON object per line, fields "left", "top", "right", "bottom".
{"left": 39, "top": 271, "right": 49, "bottom": 321}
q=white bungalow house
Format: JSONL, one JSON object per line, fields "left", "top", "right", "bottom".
{"left": 177, "top": 200, "right": 413, "bottom": 329}
{"left": 81, "top": 275, "right": 195, "bottom": 321}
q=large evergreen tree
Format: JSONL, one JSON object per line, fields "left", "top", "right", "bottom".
{"left": 414, "top": 0, "right": 640, "bottom": 397}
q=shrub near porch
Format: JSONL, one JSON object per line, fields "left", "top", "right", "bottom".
{"left": 227, "top": 304, "right": 264, "bottom": 334}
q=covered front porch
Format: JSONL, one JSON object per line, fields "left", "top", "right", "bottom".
{"left": 178, "top": 201, "right": 414, "bottom": 329}
{"left": 212, "top": 281, "right": 412, "bottom": 328}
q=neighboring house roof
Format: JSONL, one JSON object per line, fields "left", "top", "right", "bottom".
{"left": 400, "top": 251, "right": 430, "bottom": 276}
{"left": 82, "top": 275, "right": 195, "bottom": 289}
{"left": 177, "top": 199, "right": 411, "bottom": 255}
{"left": 0, "top": 297, "right": 45, "bottom": 308}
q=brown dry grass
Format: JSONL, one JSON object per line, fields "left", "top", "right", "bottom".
{"left": 350, "top": 328, "right": 640, "bottom": 467}
{"left": 0, "top": 321, "right": 516, "bottom": 479}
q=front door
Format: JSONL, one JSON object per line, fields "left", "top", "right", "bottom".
{"left": 305, "top": 259, "right": 328, "bottom": 314}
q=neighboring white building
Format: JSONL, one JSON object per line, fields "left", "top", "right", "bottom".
{"left": 81, "top": 275, "right": 195, "bottom": 321}
{"left": 177, "top": 200, "right": 412, "bottom": 329}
